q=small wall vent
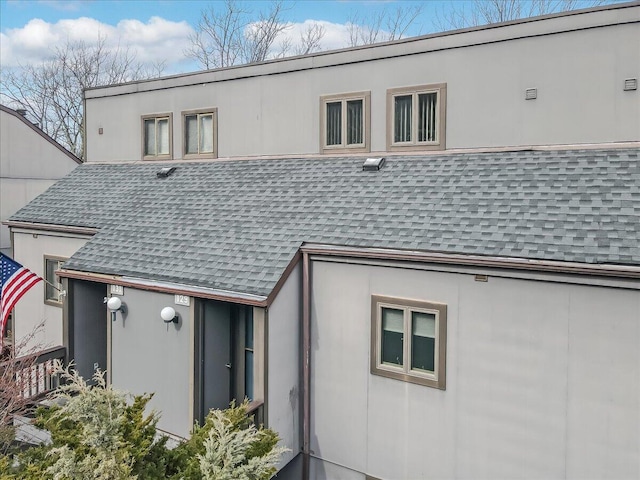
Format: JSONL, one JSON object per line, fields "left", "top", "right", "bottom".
{"left": 362, "top": 157, "right": 386, "bottom": 171}
{"left": 623, "top": 78, "right": 637, "bottom": 91}
{"left": 157, "top": 167, "right": 176, "bottom": 178}
{"left": 525, "top": 88, "right": 537, "bottom": 100}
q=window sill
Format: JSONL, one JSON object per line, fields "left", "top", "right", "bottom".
{"left": 371, "top": 366, "right": 444, "bottom": 389}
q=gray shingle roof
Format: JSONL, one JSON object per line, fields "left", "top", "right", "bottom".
{"left": 10, "top": 148, "right": 640, "bottom": 297}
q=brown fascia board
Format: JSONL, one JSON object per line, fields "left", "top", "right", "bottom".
{"left": 0, "top": 105, "right": 82, "bottom": 164}
{"left": 57, "top": 269, "right": 268, "bottom": 307}
{"left": 3, "top": 220, "right": 97, "bottom": 236}
{"left": 300, "top": 243, "right": 640, "bottom": 280}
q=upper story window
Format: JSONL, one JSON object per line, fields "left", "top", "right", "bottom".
{"left": 142, "top": 113, "right": 173, "bottom": 160}
{"left": 183, "top": 108, "right": 218, "bottom": 158}
{"left": 320, "top": 91, "right": 370, "bottom": 154}
{"left": 387, "top": 83, "right": 446, "bottom": 151}
{"left": 371, "top": 295, "right": 447, "bottom": 389}
{"left": 44, "top": 255, "right": 66, "bottom": 307}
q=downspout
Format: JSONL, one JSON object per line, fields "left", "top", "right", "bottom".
{"left": 302, "top": 251, "right": 311, "bottom": 479}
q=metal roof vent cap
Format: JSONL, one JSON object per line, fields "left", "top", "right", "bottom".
{"left": 362, "top": 157, "right": 386, "bottom": 171}
{"left": 157, "top": 167, "right": 177, "bottom": 178}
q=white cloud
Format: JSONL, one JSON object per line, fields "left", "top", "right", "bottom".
{"left": 0, "top": 15, "right": 361, "bottom": 75}
{"left": 0, "top": 16, "right": 194, "bottom": 73}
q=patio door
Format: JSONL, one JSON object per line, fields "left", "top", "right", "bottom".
{"left": 69, "top": 280, "right": 108, "bottom": 382}
{"left": 197, "top": 300, "right": 233, "bottom": 421}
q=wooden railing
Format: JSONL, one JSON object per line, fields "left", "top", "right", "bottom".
{"left": 9, "top": 346, "right": 67, "bottom": 402}
{"left": 246, "top": 399, "right": 265, "bottom": 428}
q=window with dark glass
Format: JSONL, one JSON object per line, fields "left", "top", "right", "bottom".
{"left": 387, "top": 84, "right": 446, "bottom": 151}
{"left": 142, "top": 114, "right": 172, "bottom": 159}
{"left": 184, "top": 109, "right": 217, "bottom": 157}
{"left": 371, "top": 295, "right": 447, "bottom": 389}
{"left": 321, "top": 92, "right": 370, "bottom": 153}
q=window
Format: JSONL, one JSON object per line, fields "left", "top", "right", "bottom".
{"left": 320, "top": 92, "right": 370, "bottom": 153}
{"left": 387, "top": 83, "right": 446, "bottom": 151}
{"left": 44, "top": 256, "right": 66, "bottom": 306}
{"left": 142, "top": 113, "right": 172, "bottom": 159}
{"left": 371, "top": 295, "right": 447, "bottom": 389}
{"left": 183, "top": 108, "right": 218, "bottom": 158}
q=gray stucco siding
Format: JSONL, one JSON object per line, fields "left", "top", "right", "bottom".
{"left": 309, "top": 259, "right": 639, "bottom": 479}
{"left": 110, "top": 287, "right": 192, "bottom": 437}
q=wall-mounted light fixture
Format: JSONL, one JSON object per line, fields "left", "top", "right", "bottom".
{"left": 107, "top": 296, "right": 127, "bottom": 322}
{"left": 161, "top": 306, "right": 179, "bottom": 324}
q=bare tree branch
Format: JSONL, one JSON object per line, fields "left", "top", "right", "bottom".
{"left": 347, "top": 5, "right": 423, "bottom": 47}
{"left": 0, "top": 36, "right": 164, "bottom": 159}
{"left": 434, "top": 0, "right": 607, "bottom": 31}
{"left": 185, "top": 0, "right": 293, "bottom": 68}
{"left": 295, "top": 22, "right": 326, "bottom": 56}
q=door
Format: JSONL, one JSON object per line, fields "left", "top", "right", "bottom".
{"left": 70, "top": 280, "right": 108, "bottom": 382}
{"left": 199, "top": 300, "right": 233, "bottom": 420}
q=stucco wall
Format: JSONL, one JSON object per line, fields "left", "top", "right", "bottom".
{"left": 110, "top": 287, "right": 192, "bottom": 437}
{"left": 11, "top": 230, "right": 90, "bottom": 349}
{"left": 84, "top": 8, "right": 639, "bottom": 162}
{"left": 0, "top": 108, "right": 79, "bottom": 255}
{"left": 268, "top": 262, "right": 302, "bottom": 469}
{"left": 309, "top": 259, "right": 639, "bottom": 479}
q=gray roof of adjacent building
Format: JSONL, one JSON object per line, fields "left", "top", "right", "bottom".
{"left": 8, "top": 147, "right": 640, "bottom": 297}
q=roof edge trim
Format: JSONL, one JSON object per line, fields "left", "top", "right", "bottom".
{"left": 300, "top": 244, "right": 640, "bottom": 280}
{"left": 4, "top": 221, "right": 98, "bottom": 236}
{"left": 58, "top": 269, "right": 268, "bottom": 307}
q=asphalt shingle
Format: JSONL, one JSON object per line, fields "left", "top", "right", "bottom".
{"left": 10, "top": 148, "right": 640, "bottom": 296}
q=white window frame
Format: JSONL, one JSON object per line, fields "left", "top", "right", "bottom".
{"left": 371, "top": 295, "right": 447, "bottom": 389}
{"left": 320, "top": 91, "right": 370, "bottom": 154}
{"left": 386, "top": 83, "right": 447, "bottom": 152}
{"left": 182, "top": 108, "right": 218, "bottom": 159}
{"left": 44, "top": 255, "right": 66, "bottom": 307}
{"left": 142, "top": 113, "right": 173, "bottom": 160}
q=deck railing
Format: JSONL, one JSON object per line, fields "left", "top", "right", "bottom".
{"left": 246, "top": 399, "right": 265, "bottom": 428}
{"left": 7, "top": 346, "right": 67, "bottom": 402}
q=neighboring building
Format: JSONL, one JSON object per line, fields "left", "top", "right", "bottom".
{"left": 5, "top": 3, "right": 640, "bottom": 479}
{"left": 0, "top": 106, "right": 81, "bottom": 257}
{"left": 0, "top": 105, "right": 81, "bottom": 348}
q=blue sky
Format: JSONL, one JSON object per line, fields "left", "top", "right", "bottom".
{"left": 0, "top": 0, "right": 612, "bottom": 74}
{"left": 1, "top": 1, "right": 443, "bottom": 31}
{"left": 0, "top": 0, "right": 452, "bottom": 73}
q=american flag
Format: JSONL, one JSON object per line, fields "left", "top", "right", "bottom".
{"left": 0, "top": 253, "right": 42, "bottom": 348}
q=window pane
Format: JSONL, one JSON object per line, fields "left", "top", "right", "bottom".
{"left": 245, "top": 314, "right": 253, "bottom": 349}
{"left": 411, "top": 311, "right": 436, "bottom": 372}
{"left": 185, "top": 115, "right": 198, "bottom": 154}
{"left": 418, "top": 92, "right": 438, "bottom": 142}
{"left": 199, "top": 114, "right": 214, "bottom": 153}
{"left": 346, "top": 99, "right": 363, "bottom": 145}
{"left": 144, "top": 119, "right": 156, "bottom": 155}
{"left": 45, "top": 259, "right": 63, "bottom": 301}
{"left": 326, "top": 102, "right": 342, "bottom": 146}
{"left": 245, "top": 350, "right": 254, "bottom": 400}
{"left": 394, "top": 95, "right": 412, "bottom": 143}
{"left": 381, "top": 307, "right": 404, "bottom": 366}
{"left": 157, "top": 118, "right": 169, "bottom": 155}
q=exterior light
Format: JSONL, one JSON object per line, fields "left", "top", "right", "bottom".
{"left": 107, "top": 296, "right": 126, "bottom": 322}
{"left": 161, "top": 306, "right": 179, "bottom": 324}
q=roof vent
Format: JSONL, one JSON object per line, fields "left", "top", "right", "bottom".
{"left": 156, "top": 167, "right": 176, "bottom": 178}
{"left": 525, "top": 88, "right": 537, "bottom": 100}
{"left": 624, "top": 78, "right": 637, "bottom": 91}
{"left": 362, "top": 157, "right": 386, "bottom": 171}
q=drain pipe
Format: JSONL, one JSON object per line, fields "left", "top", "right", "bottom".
{"left": 302, "top": 250, "right": 311, "bottom": 479}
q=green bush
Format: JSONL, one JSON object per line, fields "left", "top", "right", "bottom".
{"left": 2, "top": 365, "right": 287, "bottom": 480}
